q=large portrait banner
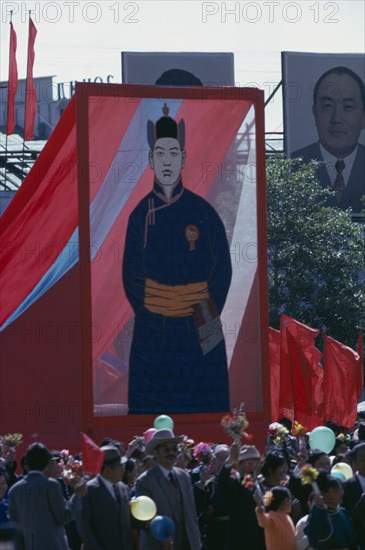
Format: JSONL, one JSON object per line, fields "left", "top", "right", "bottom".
{"left": 75, "top": 83, "right": 269, "bottom": 425}
{"left": 283, "top": 51, "right": 365, "bottom": 215}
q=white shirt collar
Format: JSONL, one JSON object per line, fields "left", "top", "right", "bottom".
{"left": 158, "top": 464, "right": 174, "bottom": 480}
{"left": 319, "top": 143, "right": 358, "bottom": 187}
{"left": 100, "top": 474, "right": 118, "bottom": 499}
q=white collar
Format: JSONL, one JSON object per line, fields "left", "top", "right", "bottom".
{"left": 100, "top": 474, "right": 119, "bottom": 498}
{"left": 319, "top": 143, "right": 358, "bottom": 186}
{"left": 158, "top": 464, "right": 174, "bottom": 479}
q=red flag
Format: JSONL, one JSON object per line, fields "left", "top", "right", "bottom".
{"left": 324, "top": 336, "right": 360, "bottom": 428}
{"left": 278, "top": 315, "right": 295, "bottom": 420}
{"left": 81, "top": 432, "right": 104, "bottom": 474}
{"left": 6, "top": 21, "right": 18, "bottom": 135}
{"left": 279, "top": 315, "right": 323, "bottom": 426}
{"left": 24, "top": 17, "right": 37, "bottom": 140}
{"left": 286, "top": 322, "right": 323, "bottom": 430}
{"left": 357, "top": 325, "right": 364, "bottom": 400}
{"left": 269, "top": 327, "right": 280, "bottom": 422}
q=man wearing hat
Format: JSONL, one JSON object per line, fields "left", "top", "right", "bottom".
{"left": 79, "top": 445, "right": 133, "bottom": 550}
{"left": 218, "top": 444, "right": 265, "bottom": 550}
{"left": 135, "top": 428, "right": 201, "bottom": 550}
{"left": 123, "top": 103, "right": 232, "bottom": 414}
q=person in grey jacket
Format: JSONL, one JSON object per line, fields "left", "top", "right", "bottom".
{"left": 135, "top": 428, "right": 201, "bottom": 550}
{"left": 8, "top": 442, "right": 86, "bottom": 550}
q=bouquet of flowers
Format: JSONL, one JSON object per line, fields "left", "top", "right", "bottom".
{"left": 299, "top": 464, "right": 320, "bottom": 494}
{"left": 241, "top": 474, "right": 255, "bottom": 490}
{"left": 291, "top": 421, "right": 307, "bottom": 438}
{"left": 268, "top": 422, "right": 289, "bottom": 446}
{"left": 291, "top": 421, "right": 307, "bottom": 452}
{"left": 132, "top": 436, "right": 146, "bottom": 451}
{"left": 192, "top": 442, "right": 214, "bottom": 465}
{"left": 221, "top": 404, "right": 252, "bottom": 445}
{"left": 178, "top": 435, "right": 195, "bottom": 453}
{"left": 0, "top": 433, "right": 23, "bottom": 448}
{"left": 61, "top": 450, "right": 83, "bottom": 484}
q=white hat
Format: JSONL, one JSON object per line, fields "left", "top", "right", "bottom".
{"left": 145, "top": 429, "right": 184, "bottom": 453}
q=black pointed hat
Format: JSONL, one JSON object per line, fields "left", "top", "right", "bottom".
{"left": 147, "top": 103, "right": 185, "bottom": 150}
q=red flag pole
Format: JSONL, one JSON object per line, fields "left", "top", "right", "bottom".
{"left": 23, "top": 13, "right": 37, "bottom": 139}
{"left": 5, "top": 12, "right": 18, "bottom": 183}
{"left": 22, "top": 12, "right": 37, "bottom": 171}
{"left": 6, "top": 14, "right": 18, "bottom": 136}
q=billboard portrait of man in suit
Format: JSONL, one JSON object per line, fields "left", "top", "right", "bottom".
{"left": 292, "top": 66, "right": 365, "bottom": 213}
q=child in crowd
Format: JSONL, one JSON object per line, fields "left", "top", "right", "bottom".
{"left": 304, "top": 472, "right": 358, "bottom": 550}
{"left": 295, "top": 492, "right": 315, "bottom": 550}
{"left": 255, "top": 486, "right": 296, "bottom": 550}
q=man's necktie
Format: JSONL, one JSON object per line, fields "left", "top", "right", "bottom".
{"left": 168, "top": 472, "right": 177, "bottom": 488}
{"left": 333, "top": 159, "right": 345, "bottom": 203}
{"left": 113, "top": 484, "right": 121, "bottom": 506}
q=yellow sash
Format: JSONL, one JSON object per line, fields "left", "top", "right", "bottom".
{"left": 144, "top": 278, "right": 209, "bottom": 317}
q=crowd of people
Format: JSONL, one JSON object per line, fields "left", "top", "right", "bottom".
{"left": 1, "top": 415, "right": 365, "bottom": 550}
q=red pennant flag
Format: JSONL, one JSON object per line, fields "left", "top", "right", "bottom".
{"left": 278, "top": 315, "right": 295, "bottom": 420}
{"left": 269, "top": 327, "right": 280, "bottom": 422}
{"left": 286, "top": 322, "right": 323, "bottom": 430}
{"left": 81, "top": 432, "right": 104, "bottom": 474}
{"left": 279, "top": 315, "right": 323, "bottom": 426}
{"left": 7, "top": 21, "right": 18, "bottom": 135}
{"left": 324, "top": 336, "right": 360, "bottom": 428}
{"left": 24, "top": 17, "right": 37, "bottom": 140}
{"left": 357, "top": 324, "right": 364, "bottom": 400}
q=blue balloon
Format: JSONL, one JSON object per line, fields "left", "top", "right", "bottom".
{"left": 331, "top": 470, "right": 346, "bottom": 482}
{"left": 150, "top": 515, "right": 176, "bottom": 541}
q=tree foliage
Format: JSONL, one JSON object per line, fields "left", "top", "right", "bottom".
{"left": 267, "top": 155, "right": 365, "bottom": 347}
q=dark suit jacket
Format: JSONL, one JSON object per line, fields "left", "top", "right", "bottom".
{"left": 79, "top": 475, "right": 133, "bottom": 550}
{"left": 343, "top": 475, "right": 365, "bottom": 548}
{"left": 218, "top": 466, "right": 266, "bottom": 550}
{"left": 135, "top": 465, "right": 201, "bottom": 550}
{"left": 292, "top": 141, "right": 365, "bottom": 213}
{"left": 8, "top": 471, "right": 81, "bottom": 550}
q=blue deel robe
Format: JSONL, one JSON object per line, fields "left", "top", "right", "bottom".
{"left": 122, "top": 180, "right": 232, "bottom": 413}
{"left": 304, "top": 504, "right": 359, "bottom": 550}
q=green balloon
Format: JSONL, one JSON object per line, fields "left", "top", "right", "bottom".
{"left": 309, "top": 426, "right": 335, "bottom": 454}
{"left": 153, "top": 415, "right": 174, "bottom": 430}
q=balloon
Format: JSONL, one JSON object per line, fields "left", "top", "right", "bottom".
{"left": 153, "top": 415, "right": 174, "bottom": 430}
{"left": 143, "top": 428, "right": 157, "bottom": 443}
{"left": 331, "top": 462, "right": 353, "bottom": 480}
{"left": 150, "top": 515, "right": 176, "bottom": 541}
{"left": 130, "top": 496, "right": 157, "bottom": 521}
{"left": 331, "top": 470, "right": 346, "bottom": 482}
{"left": 309, "top": 427, "right": 335, "bottom": 454}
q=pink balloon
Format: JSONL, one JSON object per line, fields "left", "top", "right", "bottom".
{"left": 144, "top": 428, "right": 157, "bottom": 443}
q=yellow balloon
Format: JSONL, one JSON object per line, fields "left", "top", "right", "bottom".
{"left": 331, "top": 462, "right": 353, "bottom": 481}
{"left": 130, "top": 496, "right": 157, "bottom": 521}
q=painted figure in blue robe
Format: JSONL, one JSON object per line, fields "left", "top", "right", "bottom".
{"left": 123, "top": 104, "right": 232, "bottom": 413}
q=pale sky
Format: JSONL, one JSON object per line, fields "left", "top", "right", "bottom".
{"left": 1, "top": 0, "right": 364, "bottom": 130}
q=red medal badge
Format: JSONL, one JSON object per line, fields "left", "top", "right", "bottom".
{"left": 184, "top": 225, "right": 199, "bottom": 251}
